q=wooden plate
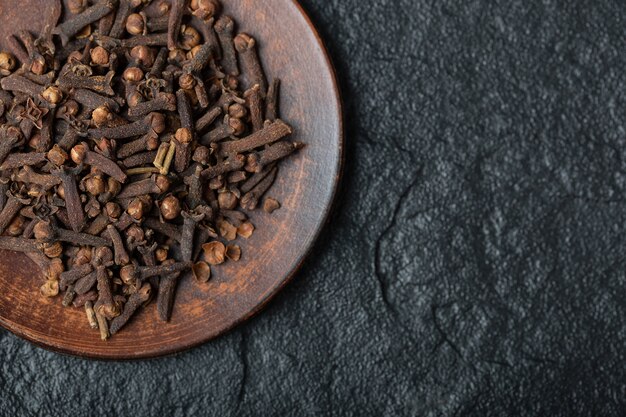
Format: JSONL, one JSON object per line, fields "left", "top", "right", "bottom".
{"left": 0, "top": 0, "right": 343, "bottom": 359}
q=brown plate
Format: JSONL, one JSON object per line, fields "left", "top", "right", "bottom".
{"left": 0, "top": 0, "right": 343, "bottom": 359}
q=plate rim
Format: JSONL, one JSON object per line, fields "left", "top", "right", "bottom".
{"left": 0, "top": 0, "right": 345, "bottom": 360}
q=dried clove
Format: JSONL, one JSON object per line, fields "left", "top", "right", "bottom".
{"left": 220, "top": 119, "right": 292, "bottom": 154}
{"left": 195, "top": 106, "right": 222, "bottom": 133}
{"left": 0, "top": 236, "right": 40, "bottom": 252}
{"left": 72, "top": 88, "right": 122, "bottom": 112}
{"left": 265, "top": 79, "right": 280, "bottom": 121}
{"left": 1, "top": 152, "right": 48, "bottom": 170}
{"left": 201, "top": 154, "right": 246, "bottom": 179}
{"left": 88, "top": 112, "right": 165, "bottom": 139}
{"left": 60, "top": 263, "right": 94, "bottom": 290}
{"left": 214, "top": 16, "right": 238, "bottom": 76}
{"left": 181, "top": 210, "right": 205, "bottom": 261}
{"left": 234, "top": 33, "right": 267, "bottom": 95}
{"left": 240, "top": 166, "right": 278, "bottom": 211}
{"left": 244, "top": 85, "right": 264, "bottom": 132}
{"left": 71, "top": 143, "right": 128, "bottom": 183}
{"left": 0, "top": 192, "right": 31, "bottom": 235}
{"left": 167, "top": 0, "right": 187, "bottom": 50}
{"left": 127, "top": 92, "right": 177, "bottom": 117}
{"left": 1, "top": 74, "right": 46, "bottom": 97}
{"left": 107, "top": 224, "right": 130, "bottom": 265}
{"left": 110, "top": 283, "right": 151, "bottom": 334}
{"left": 0, "top": 126, "right": 24, "bottom": 165}
{"left": 58, "top": 71, "right": 115, "bottom": 96}
{"left": 34, "top": 218, "right": 111, "bottom": 247}
{"left": 247, "top": 141, "right": 305, "bottom": 173}
{"left": 52, "top": 167, "right": 85, "bottom": 232}
{"left": 53, "top": 0, "right": 119, "bottom": 45}
{"left": 156, "top": 263, "right": 181, "bottom": 322}
{"left": 94, "top": 265, "right": 120, "bottom": 319}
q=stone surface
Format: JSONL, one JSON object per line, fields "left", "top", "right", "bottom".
{"left": 2, "top": 0, "right": 626, "bottom": 415}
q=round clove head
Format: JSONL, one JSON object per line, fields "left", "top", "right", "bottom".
{"left": 263, "top": 197, "right": 281, "bottom": 214}
{"left": 75, "top": 25, "right": 92, "bottom": 40}
{"left": 149, "top": 112, "right": 166, "bottom": 135}
{"left": 179, "top": 73, "right": 196, "bottom": 90}
{"left": 237, "top": 221, "right": 255, "bottom": 239}
{"left": 127, "top": 196, "right": 151, "bottom": 220}
{"left": 70, "top": 143, "right": 88, "bottom": 165}
{"left": 43, "top": 242, "right": 63, "bottom": 258}
{"left": 40, "top": 280, "right": 60, "bottom": 298}
{"left": 180, "top": 26, "right": 202, "bottom": 51}
{"left": 245, "top": 154, "right": 260, "bottom": 173}
{"left": 0, "top": 52, "right": 16, "bottom": 72}
{"left": 146, "top": 134, "right": 160, "bottom": 151}
{"left": 187, "top": 45, "right": 203, "bottom": 60}
{"left": 126, "top": 225, "right": 145, "bottom": 245}
{"left": 47, "top": 145, "right": 68, "bottom": 166}
{"left": 92, "top": 106, "right": 113, "bottom": 127}
{"left": 160, "top": 195, "right": 181, "bottom": 220}
{"left": 126, "top": 13, "right": 145, "bottom": 36}
{"left": 209, "top": 175, "right": 224, "bottom": 190}
{"left": 202, "top": 241, "right": 225, "bottom": 265}
{"left": 192, "top": 262, "right": 211, "bottom": 283}
{"left": 229, "top": 103, "right": 248, "bottom": 119}
{"left": 234, "top": 33, "right": 256, "bottom": 52}
{"left": 120, "top": 264, "right": 138, "bottom": 285}
{"left": 90, "top": 46, "right": 110, "bottom": 66}
{"left": 217, "top": 219, "right": 237, "bottom": 241}
{"left": 191, "top": 0, "right": 221, "bottom": 20}
{"left": 67, "top": 0, "right": 88, "bottom": 14}
{"left": 215, "top": 15, "right": 234, "bottom": 32}
{"left": 107, "top": 178, "right": 122, "bottom": 198}
{"left": 192, "top": 146, "right": 211, "bottom": 165}
{"left": 2, "top": 125, "right": 23, "bottom": 143}
{"left": 130, "top": 45, "right": 155, "bottom": 68}
{"left": 33, "top": 220, "right": 55, "bottom": 242}
{"left": 42, "top": 87, "right": 62, "bottom": 105}
{"left": 6, "top": 215, "right": 26, "bottom": 237}
{"left": 105, "top": 201, "right": 122, "bottom": 220}
{"left": 96, "top": 300, "right": 121, "bottom": 320}
{"left": 155, "top": 175, "right": 171, "bottom": 193}
{"left": 93, "top": 246, "right": 114, "bottom": 266}
{"left": 229, "top": 117, "right": 246, "bottom": 136}
{"left": 67, "top": 50, "right": 83, "bottom": 63}
{"left": 218, "top": 191, "right": 238, "bottom": 210}
{"left": 168, "top": 48, "right": 186, "bottom": 65}
{"left": 225, "top": 244, "right": 241, "bottom": 261}
{"left": 225, "top": 75, "right": 239, "bottom": 90}
{"left": 155, "top": 246, "right": 169, "bottom": 263}
{"left": 127, "top": 91, "right": 144, "bottom": 108}
{"left": 30, "top": 57, "right": 47, "bottom": 75}
{"left": 175, "top": 128, "right": 193, "bottom": 144}
{"left": 74, "top": 247, "right": 93, "bottom": 266}
{"left": 155, "top": 0, "right": 171, "bottom": 15}
{"left": 85, "top": 175, "right": 106, "bottom": 196}
{"left": 58, "top": 100, "right": 80, "bottom": 118}
{"left": 46, "top": 258, "right": 65, "bottom": 281}
{"left": 123, "top": 67, "right": 144, "bottom": 83}
{"left": 28, "top": 133, "right": 43, "bottom": 150}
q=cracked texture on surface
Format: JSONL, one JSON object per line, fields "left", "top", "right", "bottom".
{"left": 2, "top": 0, "right": 626, "bottom": 415}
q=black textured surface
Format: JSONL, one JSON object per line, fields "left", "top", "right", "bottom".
{"left": 2, "top": 0, "right": 626, "bottom": 415}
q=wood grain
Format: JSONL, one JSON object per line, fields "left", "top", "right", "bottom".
{"left": 0, "top": 0, "right": 343, "bottom": 359}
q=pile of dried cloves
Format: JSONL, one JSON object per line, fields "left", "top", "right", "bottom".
{"left": 0, "top": 0, "right": 302, "bottom": 339}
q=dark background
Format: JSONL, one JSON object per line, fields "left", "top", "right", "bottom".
{"left": 2, "top": 0, "right": 626, "bottom": 415}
